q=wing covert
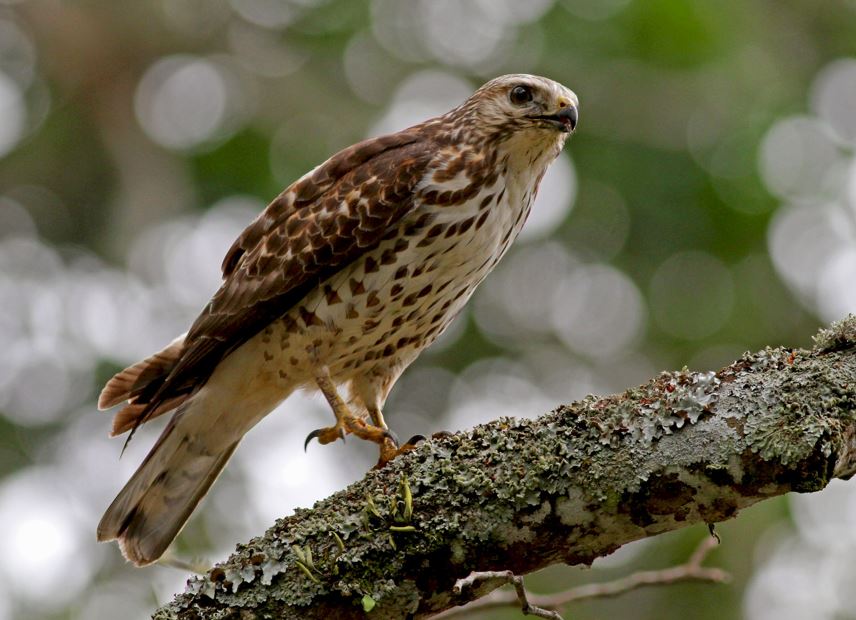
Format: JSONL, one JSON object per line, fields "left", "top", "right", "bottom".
{"left": 137, "top": 128, "right": 434, "bottom": 419}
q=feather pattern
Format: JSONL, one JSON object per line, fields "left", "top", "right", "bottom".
{"left": 98, "top": 74, "right": 578, "bottom": 565}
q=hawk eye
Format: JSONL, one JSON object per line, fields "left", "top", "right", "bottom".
{"left": 509, "top": 85, "right": 533, "bottom": 106}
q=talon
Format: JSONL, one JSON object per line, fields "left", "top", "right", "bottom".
{"left": 384, "top": 429, "right": 400, "bottom": 447}
{"left": 304, "top": 429, "right": 321, "bottom": 451}
{"left": 304, "top": 425, "right": 347, "bottom": 451}
{"left": 405, "top": 434, "right": 426, "bottom": 446}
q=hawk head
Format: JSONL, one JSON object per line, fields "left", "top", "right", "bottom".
{"left": 453, "top": 74, "right": 578, "bottom": 139}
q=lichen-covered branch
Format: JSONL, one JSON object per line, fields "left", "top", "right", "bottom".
{"left": 154, "top": 316, "right": 856, "bottom": 620}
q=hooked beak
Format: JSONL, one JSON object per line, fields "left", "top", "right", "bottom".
{"left": 530, "top": 103, "right": 578, "bottom": 133}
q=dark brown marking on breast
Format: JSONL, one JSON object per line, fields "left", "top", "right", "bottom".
{"left": 443, "top": 223, "right": 460, "bottom": 238}
{"left": 382, "top": 344, "right": 395, "bottom": 357}
{"left": 394, "top": 266, "right": 408, "bottom": 280}
{"left": 366, "top": 291, "right": 381, "bottom": 307}
{"left": 324, "top": 285, "right": 342, "bottom": 305}
{"left": 278, "top": 369, "right": 288, "bottom": 379}
{"left": 416, "top": 223, "right": 444, "bottom": 248}
{"left": 458, "top": 216, "right": 476, "bottom": 234}
{"left": 423, "top": 184, "right": 481, "bottom": 207}
{"left": 363, "top": 319, "right": 380, "bottom": 332}
{"left": 380, "top": 248, "right": 398, "bottom": 265}
{"left": 349, "top": 278, "right": 366, "bottom": 295}
{"left": 299, "top": 306, "right": 323, "bottom": 327}
{"left": 364, "top": 256, "right": 379, "bottom": 274}
{"left": 475, "top": 210, "right": 490, "bottom": 229}
{"left": 396, "top": 337, "right": 413, "bottom": 349}
{"left": 402, "top": 291, "right": 420, "bottom": 306}
{"left": 478, "top": 193, "right": 494, "bottom": 210}
{"left": 390, "top": 283, "right": 404, "bottom": 297}
{"left": 499, "top": 226, "right": 514, "bottom": 247}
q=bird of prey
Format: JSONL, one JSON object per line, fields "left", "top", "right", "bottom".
{"left": 97, "top": 74, "right": 578, "bottom": 566}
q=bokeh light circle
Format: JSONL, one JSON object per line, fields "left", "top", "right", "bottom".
{"left": 134, "top": 55, "right": 250, "bottom": 151}
{"left": 649, "top": 251, "right": 734, "bottom": 340}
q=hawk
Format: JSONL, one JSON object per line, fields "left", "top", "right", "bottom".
{"left": 97, "top": 74, "right": 578, "bottom": 566}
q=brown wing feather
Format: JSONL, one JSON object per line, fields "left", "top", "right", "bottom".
{"left": 127, "top": 128, "right": 435, "bottom": 430}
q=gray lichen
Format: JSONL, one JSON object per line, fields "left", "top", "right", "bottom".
{"left": 813, "top": 313, "right": 856, "bottom": 352}
{"left": 154, "top": 320, "right": 856, "bottom": 620}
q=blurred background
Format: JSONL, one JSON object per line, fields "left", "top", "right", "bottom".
{"left": 0, "top": 0, "right": 855, "bottom": 618}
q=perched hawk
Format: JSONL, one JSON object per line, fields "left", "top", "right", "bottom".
{"left": 97, "top": 74, "right": 578, "bottom": 566}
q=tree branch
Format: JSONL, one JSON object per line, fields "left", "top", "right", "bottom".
{"left": 154, "top": 316, "right": 856, "bottom": 620}
{"left": 434, "top": 534, "right": 728, "bottom": 619}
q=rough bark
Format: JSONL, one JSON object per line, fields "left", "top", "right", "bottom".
{"left": 154, "top": 316, "right": 856, "bottom": 620}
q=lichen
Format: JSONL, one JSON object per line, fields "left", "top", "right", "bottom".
{"left": 813, "top": 314, "right": 856, "bottom": 352}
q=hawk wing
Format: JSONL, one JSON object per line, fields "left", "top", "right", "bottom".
{"left": 128, "top": 128, "right": 435, "bottom": 426}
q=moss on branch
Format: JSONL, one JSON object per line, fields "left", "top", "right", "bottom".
{"left": 154, "top": 316, "right": 856, "bottom": 620}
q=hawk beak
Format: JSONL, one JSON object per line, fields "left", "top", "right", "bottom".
{"left": 530, "top": 102, "right": 578, "bottom": 133}
{"left": 555, "top": 105, "right": 578, "bottom": 133}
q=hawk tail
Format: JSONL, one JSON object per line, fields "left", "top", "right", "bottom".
{"left": 97, "top": 415, "right": 239, "bottom": 566}
{"left": 99, "top": 335, "right": 188, "bottom": 436}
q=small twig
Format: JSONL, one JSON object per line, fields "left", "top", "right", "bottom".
{"left": 436, "top": 534, "right": 729, "bottom": 619}
{"left": 451, "top": 571, "right": 562, "bottom": 619}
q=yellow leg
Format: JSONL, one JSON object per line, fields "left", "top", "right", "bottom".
{"left": 305, "top": 367, "right": 396, "bottom": 450}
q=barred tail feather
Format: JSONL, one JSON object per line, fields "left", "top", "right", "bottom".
{"left": 97, "top": 413, "right": 239, "bottom": 566}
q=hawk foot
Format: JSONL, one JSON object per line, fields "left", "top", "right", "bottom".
{"left": 374, "top": 430, "right": 455, "bottom": 467}
{"left": 375, "top": 436, "right": 413, "bottom": 469}
{"left": 304, "top": 415, "right": 396, "bottom": 451}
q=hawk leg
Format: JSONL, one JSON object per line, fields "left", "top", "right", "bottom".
{"left": 366, "top": 405, "right": 411, "bottom": 467}
{"left": 305, "top": 367, "right": 397, "bottom": 454}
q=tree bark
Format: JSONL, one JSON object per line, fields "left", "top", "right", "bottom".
{"left": 153, "top": 316, "right": 856, "bottom": 620}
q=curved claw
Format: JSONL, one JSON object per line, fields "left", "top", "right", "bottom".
{"left": 304, "top": 426, "right": 346, "bottom": 451}
{"left": 404, "top": 434, "right": 427, "bottom": 447}
{"left": 384, "top": 429, "right": 400, "bottom": 448}
{"left": 304, "top": 429, "right": 321, "bottom": 452}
